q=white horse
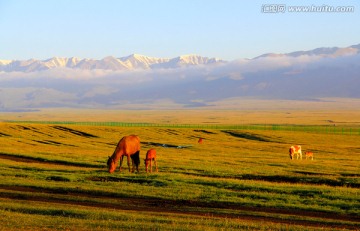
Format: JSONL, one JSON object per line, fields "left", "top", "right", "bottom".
{"left": 289, "top": 145, "right": 302, "bottom": 160}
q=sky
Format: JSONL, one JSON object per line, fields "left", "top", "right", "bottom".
{"left": 0, "top": 0, "right": 359, "bottom": 60}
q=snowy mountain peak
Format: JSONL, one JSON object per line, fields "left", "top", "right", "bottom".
{"left": 44, "top": 57, "right": 68, "bottom": 68}
{"left": 178, "top": 54, "right": 199, "bottom": 58}
{"left": 164, "top": 54, "right": 224, "bottom": 68}
{"left": 0, "top": 60, "right": 12, "bottom": 65}
{"left": 119, "top": 54, "right": 171, "bottom": 69}
{"left": 66, "top": 57, "right": 81, "bottom": 67}
{"left": 125, "top": 53, "right": 149, "bottom": 59}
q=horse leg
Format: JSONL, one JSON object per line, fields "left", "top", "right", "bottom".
{"left": 126, "top": 155, "right": 131, "bottom": 172}
{"left": 119, "top": 155, "right": 124, "bottom": 172}
{"left": 135, "top": 151, "right": 140, "bottom": 173}
{"left": 136, "top": 158, "right": 139, "bottom": 173}
{"left": 131, "top": 158, "right": 135, "bottom": 173}
{"left": 154, "top": 158, "right": 158, "bottom": 172}
{"left": 150, "top": 159, "right": 153, "bottom": 173}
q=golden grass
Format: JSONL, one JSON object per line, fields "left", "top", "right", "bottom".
{"left": 1, "top": 108, "right": 360, "bottom": 126}
{"left": 1, "top": 98, "right": 360, "bottom": 125}
{"left": 0, "top": 108, "right": 359, "bottom": 230}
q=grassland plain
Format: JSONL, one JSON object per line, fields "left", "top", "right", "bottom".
{"left": 1, "top": 98, "right": 360, "bottom": 125}
{"left": 0, "top": 109, "right": 359, "bottom": 230}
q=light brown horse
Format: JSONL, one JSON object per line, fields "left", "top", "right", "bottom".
{"left": 198, "top": 138, "right": 204, "bottom": 144}
{"left": 289, "top": 145, "right": 302, "bottom": 160}
{"left": 144, "top": 148, "right": 158, "bottom": 173}
{"left": 107, "top": 135, "right": 140, "bottom": 173}
{"left": 305, "top": 151, "right": 314, "bottom": 160}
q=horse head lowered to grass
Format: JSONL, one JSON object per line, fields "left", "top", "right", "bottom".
{"left": 107, "top": 135, "right": 140, "bottom": 173}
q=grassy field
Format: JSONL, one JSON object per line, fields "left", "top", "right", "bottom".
{"left": 0, "top": 110, "right": 359, "bottom": 230}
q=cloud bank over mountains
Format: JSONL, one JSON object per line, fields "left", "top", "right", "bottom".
{"left": 0, "top": 44, "right": 359, "bottom": 110}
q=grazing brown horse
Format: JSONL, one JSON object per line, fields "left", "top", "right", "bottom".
{"left": 305, "top": 151, "right": 314, "bottom": 160}
{"left": 107, "top": 135, "right": 140, "bottom": 173}
{"left": 144, "top": 148, "right": 158, "bottom": 173}
{"left": 198, "top": 138, "right": 204, "bottom": 144}
{"left": 289, "top": 145, "right": 302, "bottom": 160}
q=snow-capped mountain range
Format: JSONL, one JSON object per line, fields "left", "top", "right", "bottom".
{"left": 0, "top": 54, "right": 224, "bottom": 72}
{"left": 0, "top": 44, "right": 359, "bottom": 110}
{"left": 1, "top": 43, "right": 359, "bottom": 73}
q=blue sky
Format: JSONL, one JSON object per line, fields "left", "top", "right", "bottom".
{"left": 0, "top": 0, "right": 359, "bottom": 60}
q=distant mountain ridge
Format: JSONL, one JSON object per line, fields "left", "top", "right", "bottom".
{"left": 0, "top": 54, "right": 225, "bottom": 72}
{"left": 255, "top": 44, "right": 360, "bottom": 59}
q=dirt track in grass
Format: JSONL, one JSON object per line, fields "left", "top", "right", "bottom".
{"left": 0, "top": 185, "right": 359, "bottom": 230}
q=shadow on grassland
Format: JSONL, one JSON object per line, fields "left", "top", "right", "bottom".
{"left": 0, "top": 152, "right": 101, "bottom": 168}
{"left": 52, "top": 126, "right": 98, "bottom": 138}
{"left": 239, "top": 174, "right": 359, "bottom": 188}
{"left": 222, "top": 130, "right": 274, "bottom": 142}
{"left": 174, "top": 169, "right": 360, "bottom": 188}
{"left": 86, "top": 176, "right": 167, "bottom": 187}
